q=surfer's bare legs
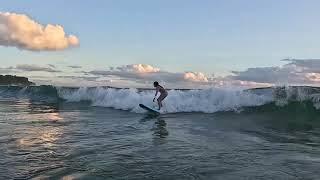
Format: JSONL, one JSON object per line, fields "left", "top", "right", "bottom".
{"left": 157, "top": 92, "right": 168, "bottom": 110}
{"left": 157, "top": 99, "right": 162, "bottom": 110}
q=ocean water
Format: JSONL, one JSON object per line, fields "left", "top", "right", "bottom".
{"left": 1, "top": 86, "right": 320, "bottom": 179}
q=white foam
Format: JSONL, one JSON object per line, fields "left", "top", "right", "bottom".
{"left": 58, "top": 87, "right": 273, "bottom": 113}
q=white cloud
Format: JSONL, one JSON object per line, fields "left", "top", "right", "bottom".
{"left": 117, "top": 64, "right": 160, "bottom": 73}
{"left": 48, "top": 64, "right": 56, "bottom": 68}
{"left": 87, "top": 64, "right": 212, "bottom": 87}
{"left": 5, "top": 59, "right": 320, "bottom": 88}
{"left": 16, "top": 64, "right": 61, "bottom": 72}
{"left": 184, "top": 72, "right": 208, "bottom": 82}
{"left": 68, "top": 65, "right": 82, "bottom": 69}
{"left": 30, "top": 76, "right": 102, "bottom": 87}
{"left": 282, "top": 58, "right": 320, "bottom": 73}
{"left": 305, "top": 73, "right": 320, "bottom": 82}
{"left": 86, "top": 64, "right": 276, "bottom": 88}
{"left": 231, "top": 67, "right": 296, "bottom": 83}
{"left": 0, "top": 66, "right": 15, "bottom": 74}
{"left": 230, "top": 59, "right": 320, "bottom": 85}
{"left": 0, "top": 12, "right": 79, "bottom": 51}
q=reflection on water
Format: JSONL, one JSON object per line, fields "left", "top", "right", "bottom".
{"left": 17, "top": 102, "right": 62, "bottom": 145}
{"left": 152, "top": 118, "right": 169, "bottom": 138}
{"left": 2, "top": 98, "right": 320, "bottom": 179}
{"left": 15, "top": 101, "right": 63, "bottom": 148}
{"left": 140, "top": 114, "right": 169, "bottom": 138}
{"left": 0, "top": 99, "right": 68, "bottom": 179}
{"left": 27, "top": 101, "right": 62, "bottom": 120}
{"left": 8, "top": 101, "right": 63, "bottom": 157}
{"left": 17, "top": 127, "right": 62, "bottom": 148}
{"left": 12, "top": 99, "right": 63, "bottom": 122}
{"left": 139, "top": 114, "right": 159, "bottom": 122}
{"left": 46, "top": 112, "right": 63, "bottom": 121}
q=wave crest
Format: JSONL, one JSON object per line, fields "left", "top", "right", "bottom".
{"left": 58, "top": 87, "right": 272, "bottom": 113}
{"left": 2, "top": 86, "right": 320, "bottom": 114}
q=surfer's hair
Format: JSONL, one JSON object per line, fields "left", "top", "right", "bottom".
{"left": 153, "top": 81, "right": 159, "bottom": 87}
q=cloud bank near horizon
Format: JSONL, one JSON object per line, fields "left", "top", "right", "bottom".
{"left": 230, "top": 58, "right": 320, "bottom": 85}
{"left": 2, "top": 59, "right": 320, "bottom": 88}
{"left": 69, "top": 59, "right": 320, "bottom": 87}
{"left": 88, "top": 64, "right": 213, "bottom": 87}
{"left": 0, "top": 64, "right": 61, "bottom": 73}
{"left": 0, "top": 12, "right": 79, "bottom": 51}
{"left": 16, "top": 64, "right": 61, "bottom": 72}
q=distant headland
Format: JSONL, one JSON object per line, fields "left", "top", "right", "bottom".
{"left": 0, "top": 75, "right": 35, "bottom": 86}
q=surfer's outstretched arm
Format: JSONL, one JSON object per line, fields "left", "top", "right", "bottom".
{"left": 153, "top": 87, "right": 159, "bottom": 102}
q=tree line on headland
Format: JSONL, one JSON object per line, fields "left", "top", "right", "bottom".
{"left": 0, "top": 75, "right": 35, "bottom": 86}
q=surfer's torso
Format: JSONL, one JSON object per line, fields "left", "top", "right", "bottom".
{"left": 156, "top": 85, "right": 167, "bottom": 94}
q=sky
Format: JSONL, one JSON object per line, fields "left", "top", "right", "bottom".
{"left": 1, "top": 0, "right": 320, "bottom": 88}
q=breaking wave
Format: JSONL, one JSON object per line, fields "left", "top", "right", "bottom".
{"left": 1, "top": 85, "right": 320, "bottom": 113}
{"left": 58, "top": 87, "right": 272, "bottom": 113}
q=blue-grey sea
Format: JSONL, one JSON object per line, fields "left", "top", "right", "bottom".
{"left": 1, "top": 86, "right": 320, "bottom": 179}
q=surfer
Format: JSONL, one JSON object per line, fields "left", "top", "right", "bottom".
{"left": 153, "top": 81, "right": 168, "bottom": 110}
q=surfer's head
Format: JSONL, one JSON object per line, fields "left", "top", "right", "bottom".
{"left": 153, "top": 81, "right": 159, "bottom": 87}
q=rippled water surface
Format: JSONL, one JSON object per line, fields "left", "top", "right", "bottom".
{"left": 1, "top": 99, "right": 320, "bottom": 179}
